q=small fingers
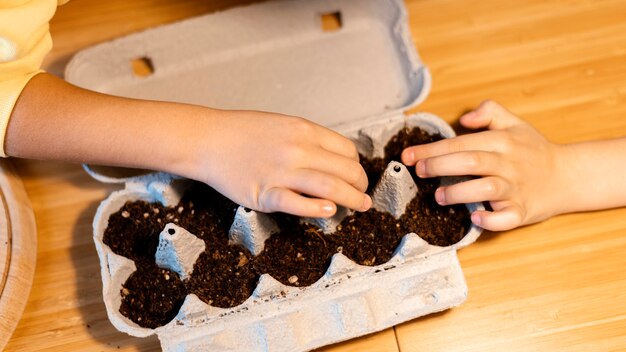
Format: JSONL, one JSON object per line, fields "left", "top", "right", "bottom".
{"left": 470, "top": 203, "right": 524, "bottom": 231}
{"left": 310, "top": 149, "right": 368, "bottom": 192}
{"left": 286, "top": 169, "right": 372, "bottom": 212}
{"left": 402, "top": 101, "right": 525, "bottom": 167}
{"left": 318, "top": 127, "right": 360, "bottom": 161}
{"left": 435, "top": 176, "right": 510, "bottom": 205}
{"left": 415, "top": 151, "right": 502, "bottom": 178}
{"left": 402, "top": 132, "right": 504, "bottom": 166}
{"left": 287, "top": 117, "right": 360, "bottom": 161}
{"left": 259, "top": 187, "right": 337, "bottom": 217}
{"left": 460, "top": 100, "right": 524, "bottom": 131}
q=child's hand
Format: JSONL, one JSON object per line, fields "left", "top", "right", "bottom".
{"left": 11, "top": 76, "right": 624, "bottom": 226}
{"left": 7, "top": 74, "right": 371, "bottom": 219}
{"left": 10, "top": 76, "right": 623, "bottom": 223}
{"left": 189, "top": 110, "right": 372, "bottom": 218}
{"left": 401, "top": 100, "right": 563, "bottom": 231}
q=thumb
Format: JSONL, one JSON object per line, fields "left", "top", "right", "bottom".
{"left": 460, "top": 100, "right": 523, "bottom": 131}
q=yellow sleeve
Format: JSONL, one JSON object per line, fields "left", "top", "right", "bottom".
{"left": 0, "top": 0, "right": 63, "bottom": 157}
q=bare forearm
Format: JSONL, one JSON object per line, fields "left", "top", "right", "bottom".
{"left": 402, "top": 100, "right": 626, "bottom": 231}
{"left": 6, "top": 73, "right": 211, "bottom": 177}
{"left": 5, "top": 73, "right": 371, "bottom": 218}
{"left": 557, "top": 137, "right": 626, "bottom": 214}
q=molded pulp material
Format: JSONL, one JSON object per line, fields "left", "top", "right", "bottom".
{"left": 155, "top": 224, "right": 206, "bottom": 280}
{"left": 228, "top": 207, "right": 279, "bottom": 256}
{"left": 92, "top": 113, "right": 484, "bottom": 352}
{"left": 65, "top": 0, "right": 430, "bottom": 127}
{"left": 371, "top": 161, "right": 418, "bottom": 218}
{"left": 67, "top": 0, "right": 483, "bottom": 350}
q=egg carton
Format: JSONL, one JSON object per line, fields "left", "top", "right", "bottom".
{"left": 91, "top": 112, "right": 484, "bottom": 352}
{"left": 68, "top": 0, "right": 484, "bottom": 349}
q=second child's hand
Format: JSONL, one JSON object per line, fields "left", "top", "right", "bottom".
{"left": 402, "top": 100, "right": 626, "bottom": 231}
{"left": 401, "top": 100, "right": 562, "bottom": 231}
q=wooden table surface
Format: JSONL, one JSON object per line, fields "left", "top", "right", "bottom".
{"left": 5, "top": 0, "right": 626, "bottom": 351}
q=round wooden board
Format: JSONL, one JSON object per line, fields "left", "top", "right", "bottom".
{"left": 0, "top": 159, "right": 37, "bottom": 350}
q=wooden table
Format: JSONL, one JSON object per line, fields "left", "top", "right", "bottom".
{"left": 6, "top": 0, "right": 626, "bottom": 350}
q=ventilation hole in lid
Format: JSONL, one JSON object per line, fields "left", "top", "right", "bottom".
{"left": 131, "top": 57, "right": 154, "bottom": 77}
{"left": 320, "top": 11, "right": 342, "bottom": 32}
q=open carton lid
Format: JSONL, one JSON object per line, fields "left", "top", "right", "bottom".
{"left": 65, "top": 0, "right": 430, "bottom": 182}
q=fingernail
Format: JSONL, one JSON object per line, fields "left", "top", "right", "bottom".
{"left": 460, "top": 111, "right": 478, "bottom": 124}
{"left": 471, "top": 212, "right": 482, "bottom": 226}
{"left": 463, "top": 111, "right": 477, "bottom": 119}
{"left": 322, "top": 203, "right": 336, "bottom": 215}
{"left": 435, "top": 188, "right": 446, "bottom": 205}
{"left": 361, "top": 195, "right": 372, "bottom": 212}
{"left": 416, "top": 160, "right": 427, "bottom": 177}
{"left": 403, "top": 149, "right": 415, "bottom": 165}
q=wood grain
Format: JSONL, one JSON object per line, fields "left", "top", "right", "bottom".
{"left": 4, "top": 0, "right": 626, "bottom": 351}
{"left": 0, "top": 160, "right": 37, "bottom": 350}
{"left": 396, "top": 0, "right": 626, "bottom": 351}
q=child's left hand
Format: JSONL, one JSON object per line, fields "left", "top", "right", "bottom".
{"left": 401, "top": 100, "right": 563, "bottom": 231}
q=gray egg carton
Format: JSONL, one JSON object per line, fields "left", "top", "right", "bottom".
{"left": 90, "top": 112, "right": 484, "bottom": 352}
{"left": 67, "top": 0, "right": 484, "bottom": 350}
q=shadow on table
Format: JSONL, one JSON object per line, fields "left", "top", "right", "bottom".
{"left": 476, "top": 230, "right": 498, "bottom": 243}
{"left": 71, "top": 201, "right": 161, "bottom": 352}
{"left": 13, "top": 160, "right": 111, "bottom": 191}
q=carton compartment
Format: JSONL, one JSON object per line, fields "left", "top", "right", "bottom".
{"left": 95, "top": 114, "right": 484, "bottom": 350}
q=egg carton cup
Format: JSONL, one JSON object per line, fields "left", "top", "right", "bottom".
{"left": 91, "top": 112, "right": 484, "bottom": 352}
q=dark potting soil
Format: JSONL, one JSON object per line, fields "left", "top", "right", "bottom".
{"left": 118, "top": 260, "right": 187, "bottom": 329}
{"left": 255, "top": 214, "right": 334, "bottom": 287}
{"left": 103, "top": 127, "right": 471, "bottom": 328}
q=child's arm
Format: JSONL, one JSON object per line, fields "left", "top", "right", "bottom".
{"left": 7, "top": 73, "right": 372, "bottom": 217}
{"left": 401, "top": 100, "right": 626, "bottom": 231}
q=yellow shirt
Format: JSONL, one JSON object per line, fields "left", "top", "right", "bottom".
{"left": 0, "top": 0, "right": 68, "bottom": 157}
